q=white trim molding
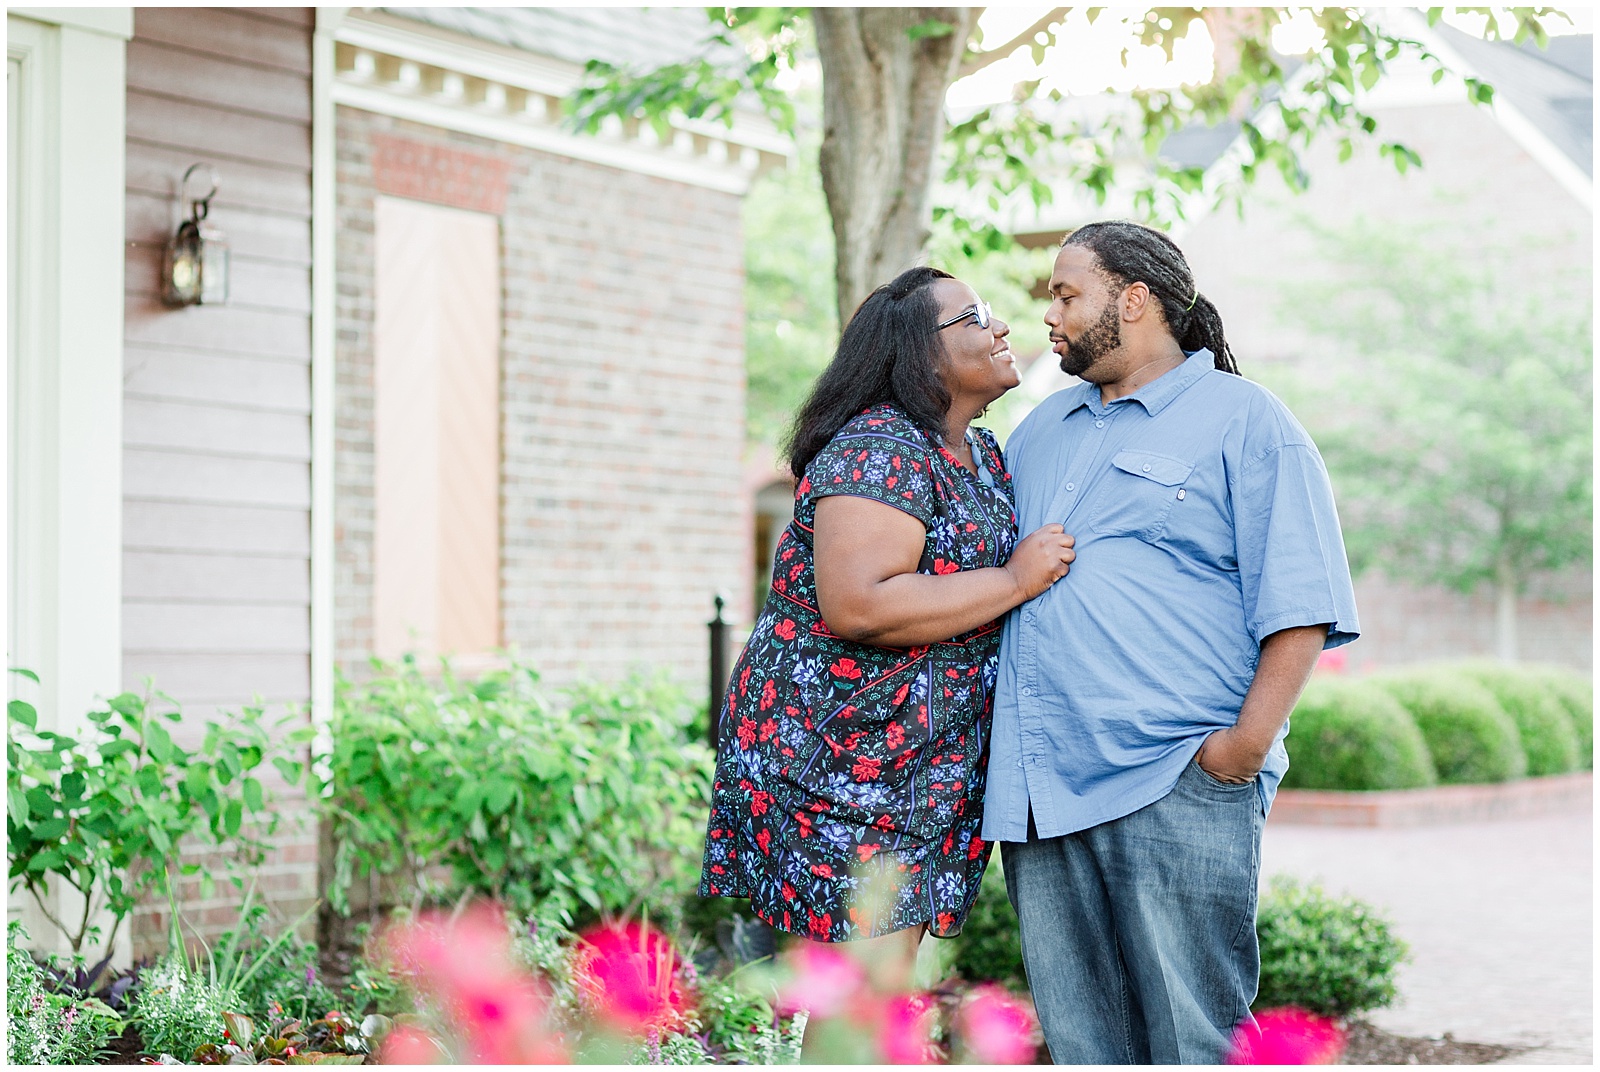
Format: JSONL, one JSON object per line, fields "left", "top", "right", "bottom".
{"left": 332, "top": 10, "right": 792, "bottom": 195}
{"left": 6, "top": 8, "right": 129, "bottom": 959}
{"left": 7, "top": 7, "right": 132, "bottom": 39}
{"left": 310, "top": 10, "right": 342, "bottom": 754}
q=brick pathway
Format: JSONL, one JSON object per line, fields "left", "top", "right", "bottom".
{"left": 1261, "top": 804, "right": 1593, "bottom": 1064}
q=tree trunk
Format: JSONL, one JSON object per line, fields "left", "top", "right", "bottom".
{"left": 813, "top": 8, "right": 979, "bottom": 327}
{"left": 1494, "top": 551, "right": 1518, "bottom": 663}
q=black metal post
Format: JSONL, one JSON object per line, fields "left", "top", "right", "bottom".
{"left": 708, "top": 593, "right": 730, "bottom": 745}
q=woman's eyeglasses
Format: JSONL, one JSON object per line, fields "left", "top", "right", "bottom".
{"left": 938, "top": 300, "right": 991, "bottom": 331}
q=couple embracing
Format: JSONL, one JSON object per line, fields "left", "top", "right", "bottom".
{"left": 699, "top": 220, "right": 1359, "bottom": 1065}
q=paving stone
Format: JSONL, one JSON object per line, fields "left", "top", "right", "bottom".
{"left": 1261, "top": 806, "right": 1593, "bottom": 1063}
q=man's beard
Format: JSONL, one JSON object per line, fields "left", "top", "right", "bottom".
{"left": 1058, "top": 302, "right": 1122, "bottom": 378}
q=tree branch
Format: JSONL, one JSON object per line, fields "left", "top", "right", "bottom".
{"left": 958, "top": 8, "right": 1070, "bottom": 79}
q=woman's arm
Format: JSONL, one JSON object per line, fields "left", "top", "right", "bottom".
{"left": 814, "top": 494, "right": 1075, "bottom": 648}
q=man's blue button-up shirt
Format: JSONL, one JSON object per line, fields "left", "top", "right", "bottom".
{"left": 982, "top": 350, "right": 1360, "bottom": 841}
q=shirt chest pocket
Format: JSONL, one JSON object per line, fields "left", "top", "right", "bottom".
{"left": 1090, "top": 449, "right": 1195, "bottom": 541}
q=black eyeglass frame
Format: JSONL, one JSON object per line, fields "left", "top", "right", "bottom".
{"left": 937, "top": 299, "right": 992, "bottom": 331}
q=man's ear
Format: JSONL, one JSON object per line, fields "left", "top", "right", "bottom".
{"left": 1121, "top": 281, "right": 1152, "bottom": 322}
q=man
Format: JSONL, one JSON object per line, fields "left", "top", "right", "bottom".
{"left": 982, "top": 220, "right": 1359, "bottom": 1064}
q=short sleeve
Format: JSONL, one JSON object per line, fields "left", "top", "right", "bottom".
{"left": 1232, "top": 441, "right": 1360, "bottom": 649}
{"left": 805, "top": 421, "right": 938, "bottom": 529}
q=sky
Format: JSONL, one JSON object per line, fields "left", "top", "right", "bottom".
{"left": 944, "top": 6, "right": 1594, "bottom": 108}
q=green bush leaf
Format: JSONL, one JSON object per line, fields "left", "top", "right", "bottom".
{"left": 8, "top": 698, "right": 37, "bottom": 729}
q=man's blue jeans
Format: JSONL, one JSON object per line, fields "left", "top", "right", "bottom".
{"left": 1002, "top": 757, "right": 1265, "bottom": 1064}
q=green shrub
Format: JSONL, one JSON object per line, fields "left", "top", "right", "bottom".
{"left": 950, "top": 855, "right": 1025, "bottom": 991}
{"left": 319, "top": 658, "right": 713, "bottom": 931}
{"left": 6, "top": 923, "right": 122, "bottom": 1065}
{"left": 130, "top": 958, "right": 231, "bottom": 1061}
{"left": 1254, "top": 876, "right": 1406, "bottom": 1018}
{"left": 1282, "top": 678, "right": 1436, "bottom": 790}
{"left": 1448, "top": 662, "right": 1579, "bottom": 776}
{"left": 1526, "top": 666, "right": 1594, "bottom": 770}
{"left": 1370, "top": 670, "right": 1526, "bottom": 784}
{"left": 6, "top": 674, "right": 299, "bottom": 964}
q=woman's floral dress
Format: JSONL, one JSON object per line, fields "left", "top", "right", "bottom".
{"left": 699, "top": 404, "right": 1018, "bottom": 942}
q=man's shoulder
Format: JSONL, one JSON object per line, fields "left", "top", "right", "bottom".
{"left": 1191, "top": 370, "right": 1314, "bottom": 450}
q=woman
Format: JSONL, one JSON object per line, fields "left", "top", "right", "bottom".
{"left": 698, "top": 267, "right": 1076, "bottom": 984}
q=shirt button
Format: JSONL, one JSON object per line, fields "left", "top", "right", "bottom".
{"left": 1064, "top": 482, "right": 1075, "bottom": 492}
{"left": 1094, "top": 420, "right": 1104, "bottom": 428}
{"left": 1023, "top": 686, "right": 1034, "bottom": 696}
{"left": 1142, "top": 463, "right": 1152, "bottom": 473}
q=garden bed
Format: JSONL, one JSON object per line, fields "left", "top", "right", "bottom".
{"left": 1270, "top": 771, "right": 1592, "bottom": 827}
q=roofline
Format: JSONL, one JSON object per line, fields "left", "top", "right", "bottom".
{"left": 1393, "top": 10, "right": 1591, "bottom": 212}
{"left": 329, "top": 8, "right": 793, "bottom": 195}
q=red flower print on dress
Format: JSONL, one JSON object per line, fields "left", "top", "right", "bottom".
{"left": 857, "top": 843, "right": 878, "bottom": 863}
{"left": 967, "top": 835, "right": 986, "bottom": 860}
{"left": 933, "top": 558, "right": 961, "bottom": 575}
{"left": 774, "top": 618, "right": 797, "bottom": 640}
{"left": 760, "top": 679, "right": 777, "bottom": 711}
{"left": 808, "top": 911, "right": 832, "bottom": 938}
{"left": 811, "top": 863, "right": 834, "bottom": 878}
{"left": 750, "top": 790, "right": 771, "bottom": 816}
{"left": 852, "top": 755, "right": 882, "bottom": 781}
{"left": 757, "top": 828, "right": 772, "bottom": 854}
{"left": 737, "top": 717, "right": 757, "bottom": 749}
{"left": 782, "top": 882, "right": 796, "bottom": 900}
{"left": 887, "top": 722, "right": 905, "bottom": 750}
{"left": 759, "top": 718, "right": 777, "bottom": 742}
{"left": 892, "top": 683, "right": 910, "bottom": 705}
{"left": 830, "top": 657, "right": 864, "bottom": 680}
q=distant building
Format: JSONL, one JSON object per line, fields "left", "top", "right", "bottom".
{"left": 6, "top": 5, "right": 785, "bottom": 959}
{"left": 1008, "top": 22, "right": 1593, "bottom": 672}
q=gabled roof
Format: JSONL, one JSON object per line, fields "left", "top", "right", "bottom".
{"left": 1433, "top": 25, "right": 1592, "bottom": 176}
{"left": 382, "top": 7, "right": 740, "bottom": 72}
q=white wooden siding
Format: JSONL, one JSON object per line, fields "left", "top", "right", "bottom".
{"left": 123, "top": 7, "right": 313, "bottom": 708}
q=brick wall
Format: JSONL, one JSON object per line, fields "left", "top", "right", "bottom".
{"left": 335, "top": 107, "right": 748, "bottom": 689}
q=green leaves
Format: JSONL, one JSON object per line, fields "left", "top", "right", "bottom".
{"left": 318, "top": 659, "right": 713, "bottom": 929}
{"left": 905, "top": 18, "right": 954, "bottom": 42}
{"left": 9, "top": 698, "right": 37, "bottom": 729}
{"left": 6, "top": 684, "right": 299, "bottom": 959}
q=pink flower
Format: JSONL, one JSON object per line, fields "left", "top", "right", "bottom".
{"left": 876, "top": 993, "right": 937, "bottom": 1064}
{"left": 381, "top": 904, "right": 565, "bottom": 1064}
{"left": 954, "top": 985, "right": 1037, "bottom": 1064}
{"left": 573, "top": 922, "right": 689, "bottom": 1033}
{"left": 1316, "top": 647, "right": 1348, "bottom": 673}
{"left": 1226, "top": 1007, "right": 1346, "bottom": 1065}
{"left": 378, "top": 1024, "right": 443, "bottom": 1064}
{"left": 774, "top": 944, "right": 867, "bottom": 1018}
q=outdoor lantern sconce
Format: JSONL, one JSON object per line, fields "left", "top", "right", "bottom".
{"left": 162, "top": 164, "right": 229, "bottom": 306}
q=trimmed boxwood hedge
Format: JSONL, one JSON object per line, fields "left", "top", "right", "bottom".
{"left": 1370, "top": 670, "right": 1526, "bottom": 784}
{"left": 1450, "top": 662, "right": 1580, "bottom": 777}
{"left": 1528, "top": 666, "right": 1594, "bottom": 770}
{"left": 1282, "top": 678, "right": 1436, "bottom": 790}
{"left": 1254, "top": 876, "right": 1406, "bottom": 1019}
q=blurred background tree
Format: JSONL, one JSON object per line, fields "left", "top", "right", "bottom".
{"left": 1262, "top": 219, "right": 1592, "bottom": 662}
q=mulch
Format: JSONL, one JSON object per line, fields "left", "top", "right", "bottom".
{"left": 1337, "top": 1019, "right": 1523, "bottom": 1065}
